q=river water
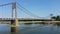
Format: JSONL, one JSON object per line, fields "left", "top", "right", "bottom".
{"left": 0, "top": 24, "right": 60, "bottom": 34}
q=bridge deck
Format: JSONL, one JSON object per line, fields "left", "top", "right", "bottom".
{"left": 0, "top": 18, "right": 52, "bottom": 21}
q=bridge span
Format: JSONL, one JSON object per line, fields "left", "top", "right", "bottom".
{"left": 0, "top": 18, "right": 60, "bottom": 24}
{"left": 0, "top": 18, "right": 52, "bottom": 21}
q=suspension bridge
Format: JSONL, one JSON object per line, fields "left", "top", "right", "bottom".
{"left": 0, "top": 2, "right": 60, "bottom": 32}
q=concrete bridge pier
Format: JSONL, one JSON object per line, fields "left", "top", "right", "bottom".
{"left": 11, "top": 20, "right": 18, "bottom": 33}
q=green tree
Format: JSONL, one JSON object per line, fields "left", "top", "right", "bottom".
{"left": 51, "top": 15, "right": 60, "bottom": 21}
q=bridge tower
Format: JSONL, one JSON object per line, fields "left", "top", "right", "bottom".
{"left": 11, "top": 2, "right": 18, "bottom": 32}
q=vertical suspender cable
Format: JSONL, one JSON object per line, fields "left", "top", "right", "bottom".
{"left": 2, "top": 6, "right": 3, "bottom": 18}
{"left": 4, "top": 6, "right": 6, "bottom": 18}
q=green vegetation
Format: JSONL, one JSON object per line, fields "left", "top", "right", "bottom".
{"left": 51, "top": 15, "right": 60, "bottom": 21}
{"left": 51, "top": 15, "right": 60, "bottom": 25}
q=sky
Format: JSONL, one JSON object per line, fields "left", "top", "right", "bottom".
{"left": 0, "top": 0, "right": 60, "bottom": 18}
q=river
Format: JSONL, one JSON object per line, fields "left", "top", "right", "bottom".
{"left": 0, "top": 23, "right": 60, "bottom": 34}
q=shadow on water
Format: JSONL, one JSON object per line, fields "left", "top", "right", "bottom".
{"left": 24, "top": 22, "right": 48, "bottom": 25}
{"left": 34, "top": 22, "right": 46, "bottom": 24}
{"left": 24, "top": 23, "right": 33, "bottom": 25}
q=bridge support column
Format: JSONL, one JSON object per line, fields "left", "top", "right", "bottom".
{"left": 11, "top": 2, "right": 18, "bottom": 33}
{"left": 11, "top": 20, "right": 18, "bottom": 33}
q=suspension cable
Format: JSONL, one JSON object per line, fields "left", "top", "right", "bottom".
{"left": 17, "top": 6, "right": 35, "bottom": 18}
{"left": 0, "top": 3, "right": 12, "bottom": 7}
{"left": 17, "top": 3, "right": 41, "bottom": 18}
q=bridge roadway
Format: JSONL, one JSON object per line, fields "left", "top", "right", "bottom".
{"left": 0, "top": 18, "right": 60, "bottom": 24}
{"left": 0, "top": 18, "right": 52, "bottom": 21}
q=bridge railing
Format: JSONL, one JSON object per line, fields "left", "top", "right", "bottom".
{"left": 0, "top": 18, "right": 15, "bottom": 20}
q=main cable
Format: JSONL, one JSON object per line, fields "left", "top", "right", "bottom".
{"left": 0, "top": 3, "right": 12, "bottom": 7}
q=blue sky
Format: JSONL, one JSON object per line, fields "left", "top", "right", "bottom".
{"left": 0, "top": 0, "right": 60, "bottom": 18}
